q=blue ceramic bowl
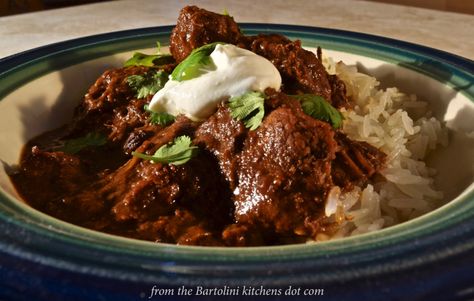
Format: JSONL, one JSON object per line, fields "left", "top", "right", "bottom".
{"left": 0, "top": 24, "right": 473, "bottom": 301}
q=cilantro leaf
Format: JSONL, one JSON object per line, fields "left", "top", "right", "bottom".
{"left": 124, "top": 41, "right": 173, "bottom": 67}
{"left": 144, "top": 104, "right": 175, "bottom": 126}
{"left": 132, "top": 135, "right": 198, "bottom": 166}
{"left": 124, "top": 53, "right": 173, "bottom": 67}
{"left": 291, "top": 94, "right": 344, "bottom": 128}
{"left": 228, "top": 91, "right": 265, "bottom": 130}
{"left": 58, "top": 132, "right": 107, "bottom": 154}
{"left": 171, "top": 42, "right": 223, "bottom": 82}
{"left": 127, "top": 70, "right": 168, "bottom": 99}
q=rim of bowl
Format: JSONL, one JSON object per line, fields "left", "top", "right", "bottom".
{"left": 1, "top": 24, "right": 473, "bottom": 283}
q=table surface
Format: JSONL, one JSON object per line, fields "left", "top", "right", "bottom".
{"left": 0, "top": 0, "right": 473, "bottom": 60}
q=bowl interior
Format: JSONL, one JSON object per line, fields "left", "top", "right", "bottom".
{"left": 0, "top": 26, "right": 473, "bottom": 260}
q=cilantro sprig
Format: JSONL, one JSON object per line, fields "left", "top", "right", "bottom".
{"left": 124, "top": 53, "right": 173, "bottom": 67}
{"left": 132, "top": 135, "right": 198, "bottom": 166}
{"left": 143, "top": 104, "right": 175, "bottom": 126}
{"left": 228, "top": 91, "right": 265, "bottom": 130}
{"left": 124, "top": 42, "right": 173, "bottom": 67}
{"left": 171, "top": 42, "right": 223, "bottom": 82}
{"left": 291, "top": 94, "right": 344, "bottom": 128}
{"left": 57, "top": 132, "right": 107, "bottom": 154}
{"left": 127, "top": 70, "right": 168, "bottom": 99}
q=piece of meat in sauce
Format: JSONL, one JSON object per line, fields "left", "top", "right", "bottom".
{"left": 263, "top": 89, "right": 385, "bottom": 190}
{"left": 10, "top": 147, "right": 105, "bottom": 224}
{"left": 138, "top": 209, "right": 222, "bottom": 246}
{"left": 248, "top": 37, "right": 349, "bottom": 108}
{"left": 73, "top": 65, "right": 171, "bottom": 153}
{"left": 194, "top": 103, "right": 247, "bottom": 187}
{"left": 194, "top": 89, "right": 386, "bottom": 245}
{"left": 333, "top": 132, "right": 387, "bottom": 189}
{"left": 96, "top": 116, "right": 233, "bottom": 245}
{"left": 169, "top": 5, "right": 244, "bottom": 62}
{"left": 232, "top": 102, "right": 338, "bottom": 242}
{"left": 247, "top": 36, "right": 333, "bottom": 102}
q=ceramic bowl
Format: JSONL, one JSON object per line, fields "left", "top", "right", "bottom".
{"left": 0, "top": 24, "right": 473, "bottom": 301}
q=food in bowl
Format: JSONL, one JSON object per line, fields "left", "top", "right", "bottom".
{"left": 9, "top": 6, "right": 447, "bottom": 246}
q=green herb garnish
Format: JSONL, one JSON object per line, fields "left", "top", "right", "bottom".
{"left": 127, "top": 70, "right": 168, "bottom": 99}
{"left": 228, "top": 91, "right": 265, "bottom": 130}
{"left": 124, "top": 42, "right": 173, "bottom": 67}
{"left": 124, "top": 53, "right": 173, "bottom": 67}
{"left": 132, "top": 135, "right": 198, "bottom": 166}
{"left": 171, "top": 42, "right": 223, "bottom": 82}
{"left": 144, "top": 104, "right": 175, "bottom": 126}
{"left": 58, "top": 132, "right": 107, "bottom": 154}
{"left": 291, "top": 94, "right": 344, "bottom": 128}
{"left": 222, "top": 8, "right": 231, "bottom": 16}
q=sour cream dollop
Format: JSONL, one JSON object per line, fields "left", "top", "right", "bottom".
{"left": 148, "top": 44, "right": 281, "bottom": 120}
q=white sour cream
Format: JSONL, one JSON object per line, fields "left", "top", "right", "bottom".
{"left": 148, "top": 44, "right": 281, "bottom": 120}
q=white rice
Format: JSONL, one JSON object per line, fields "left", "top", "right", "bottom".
{"left": 321, "top": 58, "right": 448, "bottom": 239}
